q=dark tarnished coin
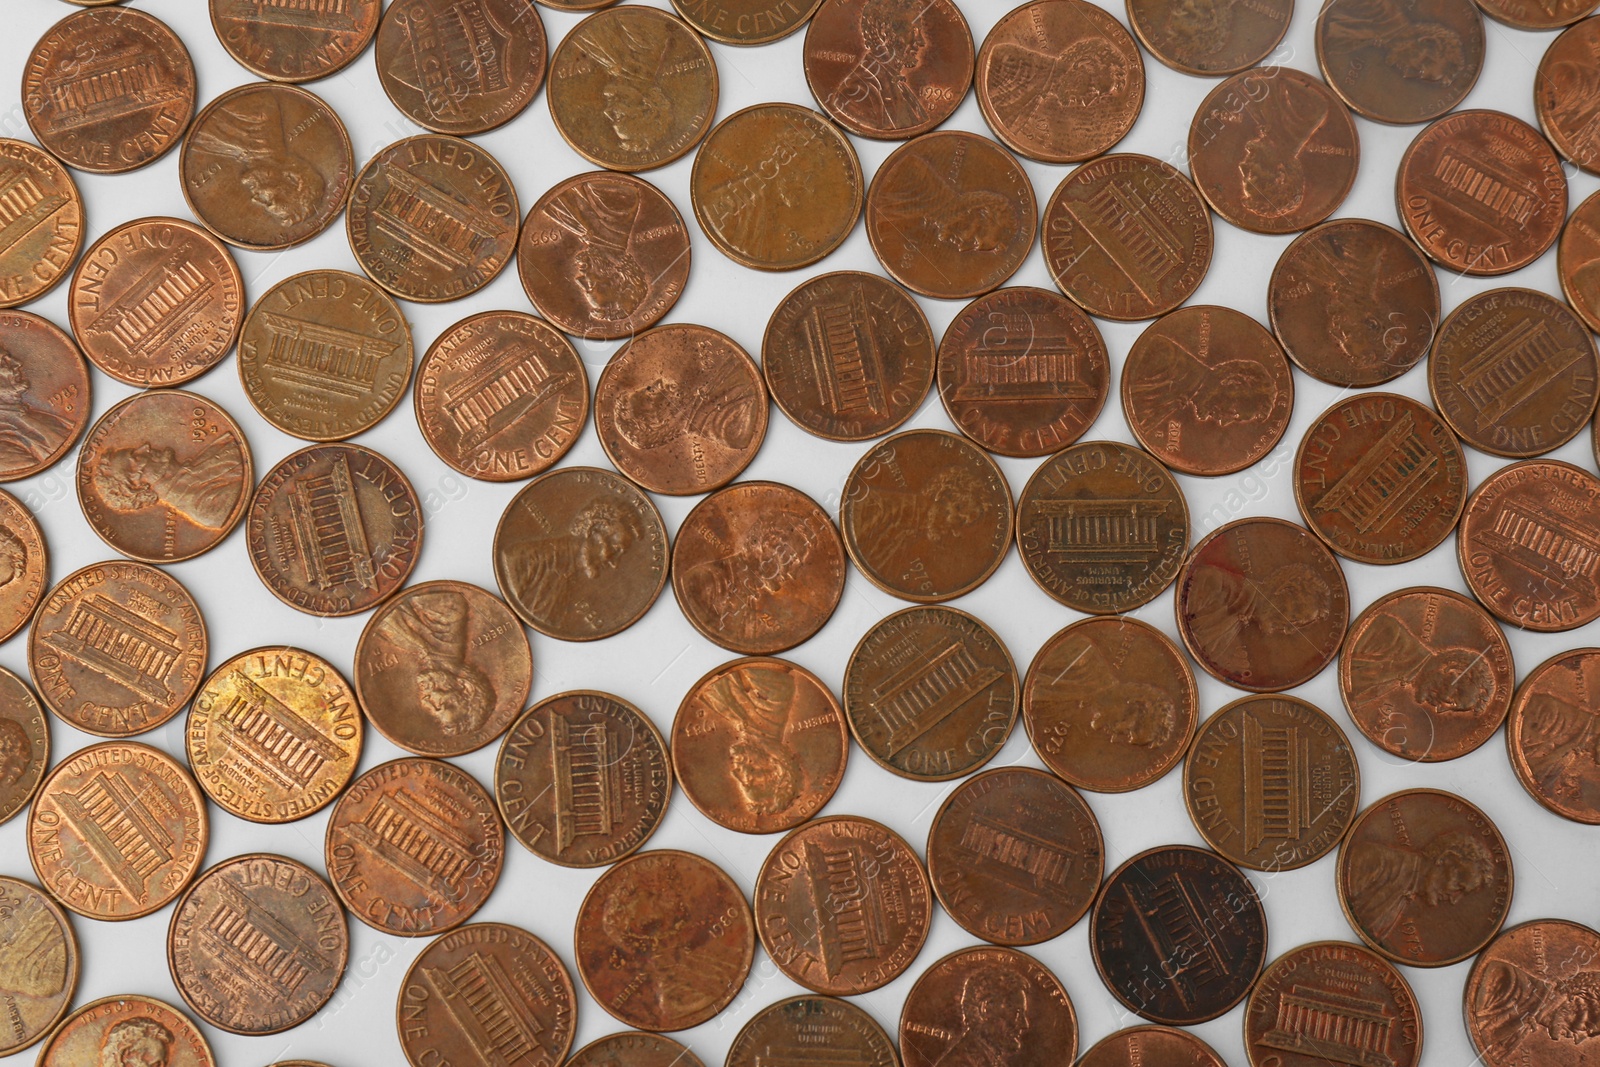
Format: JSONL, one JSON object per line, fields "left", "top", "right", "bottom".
{"left": 806, "top": 0, "right": 973, "bottom": 141}
{"left": 376, "top": 0, "right": 547, "bottom": 135}
{"left": 1506, "top": 648, "right": 1600, "bottom": 823}
{"left": 1474, "top": 0, "right": 1598, "bottom": 28}
{"left": 210, "top": 0, "right": 380, "bottom": 82}
{"left": 1465, "top": 919, "right": 1600, "bottom": 1066}
{"left": 0, "top": 139, "right": 82, "bottom": 309}
{"left": 37, "top": 996, "right": 213, "bottom": 1067}
{"left": 672, "top": 657, "right": 847, "bottom": 835}
{"left": 0, "top": 310, "right": 89, "bottom": 483}
{"left": 0, "top": 875, "right": 76, "bottom": 1056}
{"left": 0, "top": 668, "right": 48, "bottom": 826}
{"left": 1316, "top": 0, "right": 1484, "bottom": 125}
{"left": 1559, "top": 189, "right": 1600, "bottom": 333}
{"left": 1126, "top": 0, "right": 1290, "bottom": 75}
{"left": 901, "top": 946, "right": 1077, "bottom": 1067}
{"left": 1246, "top": 941, "right": 1422, "bottom": 1067}
{"left": 1080, "top": 1027, "right": 1230, "bottom": 1067}
{"left": 568, "top": 1034, "right": 704, "bottom": 1067}
{"left": 671, "top": 0, "right": 825, "bottom": 45}
{"left": 729, "top": 997, "right": 896, "bottom": 1067}
{"left": 0, "top": 489, "right": 47, "bottom": 646}
{"left": 1540, "top": 17, "right": 1600, "bottom": 174}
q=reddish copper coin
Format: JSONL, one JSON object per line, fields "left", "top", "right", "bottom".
{"left": 901, "top": 946, "right": 1078, "bottom": 1067}
{"left": 1245, "top": 941, "right": 1422, "bottom": 1067}
{"left": 728, "top": 997, "right": 896, "bottom": 1067}
{"left": 0, "top": 488, "right": 48, "bottom": 645}
{"left": 0, "top": 668, "right": 48, "bottom": 827}
{"left": 210, "top": 0, "right": 380, "bottom": 82}
{"left": 805, "top": 0, "right": 972, "bottom": 140}
{"left": 1559, "top": 189, "right": 1600, "bottom": 333}
{"left": 1126, "top": 0, "right": 1290, "bottom": 75}
{"left": 1465, "top": 919, "right": 1600, "bottom": 1065}
{"left": 1506, "top": 648, "right": 1600, "bottom": 823}
{"left": 37, "top": 996, "right": 214, "bottom": 1067}
{"left": 0, "top": 875, "right": 77, "bottom": 1056}
{"left": 375, "top": 0, "right": 547, "bottom": 135}
{"left": 671, "top": 0, "right": 824, "bottom": 45}
{"left": 1474, "top": 0, "right": 1598, "bottom": 28}
{"left": 1079, "top": 1027, "right": 1230, "bottom": 1067}
{"left": 567, "top": 1034, "right": 704, "bottom": 1067}
{"left": 0, "top": 310, "right": 90, "bottom": 483}
{"left": 1316, "top": 0, "right": 1484, "bottom": 125}
{"left": 0, "top": 138, "right": 82, "bottom": 309}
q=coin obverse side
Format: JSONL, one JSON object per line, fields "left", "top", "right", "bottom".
{"left": 1465, "top": 919, "right": 1600, "bottom": 1067}
{"left": 0, "top": 668, "right": 48, "bottom": 827}
{"left": 1244, "top": 941, "right": 1422, "bottom": 1067}
{"left": 0, "top": 139, "right": 82, "bottom": 309}
{"left": 36, "top": 996, "right": 214, "bottom": 1067}
{"left": 727, "top": 996, "right": 896, "bottom": 1067}
{"left": 1315, "top": 0, "right": 1483, "bottom": 125}
{"left": 806, "top": 0, "right": 973, "bottom": 141}
{"left": 1559, "top": 189, "right": 1600, "bottom": 334}
{"left": 0, "top": 310, "right": 91, "bottom": 483}
{"left": 0, "top": 489, "right": 48, "bottom": 646}
{"left": 0, "top": 875, "right": 77, "bottom": 1056}
{"left": 1125, "top": 0, "right": 1290, "bottom": 75}
{"left": 900, "top": 945, "right": 1079, "bottom": 1067}
{"left": 1506, "top": 648, "right": 1600, "bottom": 823}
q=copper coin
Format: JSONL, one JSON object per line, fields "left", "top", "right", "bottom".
{"left": 1016, "top": 440, "right": 1189, "bottom": 615}
{"left": 1294, "top": 392, "right": 1466, "bottom": 565}
{"left": 494, "top": 689, "right": 671, "bottom": 867}
{"left": 575, "top": 849, "right": 753, "bottom": 1031}
{"left": 672, "top": 656, "right": 847, "bottom": 834}
{"left": 29, "top": 561, "right": 206, "bottom": 737}
{"left": 764, "top": 270, "right": 934, "bottom": 443}
{"left": 728, "top": 996, "right": 896, "bottom": 1067}
{"left": 868, "top": 131, "right": 1035, "bottom": 301}
{"left": 549, "top": 7, "right": 715, "bottom": 171}
{"left": 1176, "top": 517, "right": 1349, "bottom": 692}
{"left": 1245, "top": 941, "right": 1422, "bottom": 1067}
{"left": 1397, "top": 110, "right": 1566, "bottom": 275}
{"left": 28, "top": 740, "right": 208, "bottom": 921}
{"left": 1506, "top": 648, "right": 1600, "bottom": 823}
{"left": 901, "top": 945, "right": 1077, "bottom": 1067}
{"left": 568, "top": 1034, "right": 704, "bottom": 1067}
{"left": 755, "top": 815, "right": 931, "bottom": 995}
{"left": 0, "top": 488, "right": 48, "bottom": 645}
{"left": 805, "top": 0, "right": 973, "bottom": 141}
{"left": 1079, "top": 1026, "right": 1229, "bottom": 1067}
{"left": 672, "top": 481, "right": 845, "bottom": 655}
{"left": 1559, "top": 189, "right": 1600, "bottom": 334}
{"left": 691, "top": 103, "right": 862, "bottom": 272}
{"left": 1189, "top": 67, "right": 1360, "bottom": 236}
{"left": 0, "top": 310, "right": 90, "bottom": 483}
{"left": 1474, "top": 0, "right": 1598, "bottom": 28}
{"left": 0, "top": 875, "right": 76, "bottom": 1056}
{"left": 1337, "top": 788, "right": 1511, "bottom": 966}
{"left": 1125, "top": 0, "right": 1290, "bottom": 75}
{"left": 375, "top": 0, "right": 547, "bottom": 135}
{"left": 925, "top": 767, "right": 1102, "bottom": 945}
{"left": 23, "top": 9, "right": 196, "bottom": 174}
{"left": 346, "top": 134, "right": 520, "bottom": 302}
{"left": 1341, "top": 587, "right": 1514, "bottom": 763}
{"left": 37, "top": 996, "right": 214, "bottom": 1067}
{"left": 1041, "top": 153, "right": 1213, "bottom": 321}
{"left": 1316, "top": 0, "right": 1484, "bottom": 125}
{"left": 938, "top": 287, "right": 1110, "bottom": 458}
{"left": 493, "top": 466, "right": 668, "bottom": 641}
{"left": 185, "top": 646, "right": 362, "bottom": 824}
{"left": 1465, "top": 918, "right": 1600, "bottom": 1065}
{"left": 397, "top": 922, "right": 576, "bottom": 1067}
{"left": 0, "top": 138, "right": 82, "bottom": 309}
{"left": 1123, "top": 305, "right": 1292, "bottom": 476}
{"left": 210, "top": 0, "right": 380, "bottom": 82}
{"left": 0, "top": 668, "right": 48, "bottom": 827}
{"left": 670, "top": 0, "right": 824, "bottom": 45}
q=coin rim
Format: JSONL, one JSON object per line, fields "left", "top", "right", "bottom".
{"left": 669, "top": 0, "right": 826, "bottom": 45}
{"left": 0, "top": 489, "right": 47, "bottom": 646}
{"left": 34, "top": 994, "right": 214, "bottom": 1067}
{"left": 0, "top": 874, "right": 77, "bottom": 1057}
{"left": 1124, "top": 0, "right": 1290, "bottom": 76}
{"left": 1504, "top": 646, "right": 1600, "bottom": 823}
{"left": 1314, "top": 0, "right": 1483, "bottom": 125}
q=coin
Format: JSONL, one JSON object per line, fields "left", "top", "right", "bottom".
{"left": 186, "top": 646, "right": 362, "bottom": 824}
{"left": 1016, "top": 440, "right": 1188, "bottom": 614}
{"left": 375, "top": 0, "right": 547, "bottom": 135}
{"left": 1465, "top": 919, "right": 1600, "bottom": 1066}
{"left": 1245, "top": 941, "right": 1422, "bottom": 1067}
{"left": 755, "top": 815, "right": 932, "bottom": 995}
{"left": 0, "top": 310, "right": 90, "bottom": 483}
{"left": 0, "top": 876, "right": 76, "bottom": 1056}
{"left": 167, "top": 854, "right": 347, "bottom": 1035}
{"left": 210, "top": 0, "right": 380, "bottom": 82}
{"left": 0, "top": 139, "right": 81, "bottom": 309}
{"left": 691, "top": 103, "right": 862, "bottom": 271}
{"left": 247, "top": 443, "right": 422, "bottom": 617}
{"left": 493, "top": 466, "right": 668, "bottom": 641}
{"left": 1126, "top": 0, "right": 1290, "bottom": 75}
{"left": 567, "top": 1034, "right": 704, "bottom": 1067}
{"left": 346, "top": 134, "right": 520, "bottom": 302}
{"left": 23, "top": 9, "right": 196, "bottom": 173}
{"left": 1559, "top": 189, "right": 1600, "bottom": 333}
{"left": 1041, "top": 154, "right": 1213, "bottom": 321}
{"left": 1176, "top": 517, "right": 1349, "bottom": 692}
{"left": 494, "top": 690, "right": 671, "bottom": 867}
{"left": 672, "top": 657, "right": 847, "bottom": 834}
{"left": 325, "top": 757, "right": 503, "bottom": 936}
{"left": 671, "top": 0, "right": 824, "bottom": 45}
{"left": 0, "top": 669, "right": 47, "bottom": 827}
{"left": 806, "top": 0, "right": 973, "bottom": 141}
{"left": 37, "top": 996, "right": 214, "bottom": 1067}
{"left": 1341, "top": 587, "right": 1514, "bottom": 763}
{"left": 925, "top": 767, "right": 1102, "bottom": 945}
{"left": 1337, "top": 788, "right": 1512, "bottom": 966}
{"left": 1397, "top": 110, "right": 1566, "bottom": 275}
{"left": 672, "top": 481, "right": 846, "bottom": 655}
{"left": 1506, "top": 648, "right": 1600, "bottom": 822}
{"left": 1079, "top": 1026, "right": 1230, "bottom": 1067}
{"left": 901, "top": 946, "right": 1076, "bottom": 1067}
{"left": 1474, "top": 0, "right": 1598, "bottom": 28}
{"left": 728, "top": 996, "right": 896, "bottom": 1067}
{"left": 0, "top": 489, "right": 47, "bottom": 646}
{"left": 1316, "top": 0, "right": 1483, "bottom": 125}
{"left": 29, "top": 561, "right": 206, "bottom": 737}
{"left": 575, "top": 849, "right": 753, "bottom": 1031}
{"left": 868, "top": 131, "right": 1035, "bottom": 300}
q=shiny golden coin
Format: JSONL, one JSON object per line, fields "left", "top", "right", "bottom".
{"left": 0, "top": 139, "right": 81, "bottom": 309}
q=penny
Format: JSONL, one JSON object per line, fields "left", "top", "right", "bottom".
{"left": 1176, "top": 517, "right": 1350, "bottom": 692}
{"left": 567, "top": 1034, "right": 704, "bottom": 1067}
{"left": 0, "top": 876, "right": 76, "bottom": 1056}
{"left": 37, "top": 996, "right": 214, "bottom": 1067}
{"left": 493, "top": 466, "right": 668, "bottom": 641}
{"left": 1316, "top": 0, "right": 1483, "bottom": 125}
{"left": 1079, "top": 1027, "right": 1230, "bottom": 1067}
{"left": 671, "top": 0, "right": 824, "bottom": 45}
{"left": 1189, "top": 67, "right": 1360, "bottom": 235}
{"left": 1505, "top": 648, "right": 1600, "bottom": 823}
{"left": 575, "top": 849, "right": 753, "bottom": 1031}
{"left": 186, "top": 646, "right": 362, "bottom": 824}
{"left": 210, "top": 0, "right": 380, "bottom": 82}
{"left": 1245, "top": 941, "right": 1422, "bottom": 1067}
{"left": 0, "top": 669, "right": 47, "bottom": 827}
{"left": 1397, "top": 110, "right": 1567, "bottom": 275}
{"left": 1465, "top": 919, "right": 1600, "bottom": 1066}
{"left": 1559, "top": 190, "right": 1600, "bottom": 333}
{"left": 0, "top": 310, "right": 89, "bottom": 483}
{"left": 1126, "top": 0, "right": 1290, "bottom": 75}
{"left": 806, "top": 0, "right": 973, "bottom": 141}
{"left": 925, "top": 767, "right": 1102, "bottom": 945}
{"left": 1474, "top": 0, "right": 1598, "bottom": 28}
{"left": 325, "top": 757, "right": 503, "bottom": 936}
{"left": 672, "top": 657, "right": 847, "bottom": 834}
{"left": 868, "top": 131, "right": 1035, "bottom": 300}
{"left": 1341, "top": 587, "right": 1514, "bottom": 763}
{"left": 728, "top": 997, "right": 896, "bottom": 1067}
{"left": 376, "top": 0, "right": 547, "bottom": 135}
{"left": 28, "top": 740, "right": 208, "bottom": 921}
{"left": 1337, "top": 788, "right": 1512, "bottom": 966}
{"left": 0, "top": 139, "right": 81, "bottom": 309}
{"left": 29, "top": 561, "right": 206, "bottom": 737}
{"left": 691, "top": 103, "right": 862, "bottom": 272}
{"left": 901, "top": 946, "right": 1076, "bottom": 1067}
{"left": 0, "top": 489, "right": 47, "bottom": 646}
{"left": 1016, "top": 440, "right": 1189, "bottom": 615}
{"left": 239, "top": 269, "right": 414, "bottom": 442}
{"left": 23, "top": 9, "right": 196, "bottom": 174}
{"left": 346, "top": 134, "right": 520, "bottom": 303}
{"left": 1041, "top": 153, "right": 1213, "bottom": 321}
{"left": 672, "top": 482, "right": 846, "bottom": 655}
{"left": 755, "top": 815, "right": 931, "bottom": 995}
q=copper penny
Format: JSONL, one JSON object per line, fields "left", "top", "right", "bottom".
{"left": 1126, "top": 0, "right": 1290, "bottom": 75}
{"left": 0, "top": 488, "right": 48, "bottom": 645}
{"left": 567, "top": 1034, "right": 704, "bottom": 1067}
{"left": 755, "top": 815, "right": 931, "bottom": 995}
{"left": 0, "top": 138, "right": 82, "bottom": 309}
{"left": 1123, "top": 305, "right": 1292, "bottom": 476}
{"left": 0, "top": 310, "right": 90, "bottom": 483}
{"left": 28, "top": 740, "right": 207, "bottom": 921}
{"left": 1474, "top": 0, "right": 1598, "bottom": 28}
{"left": 1397, "top": 110, "right": 1566, "bottom": 275}
{"left": 1189, "top": 67, "right": 1360, "bottom": 235}
{"left": 1337, "top": 788, "right": 1512, "bottom": 966}
{"left": 29, "top": 561, "right": 206, "bottom": 737}
{"left": 575, "top": 849, "right": 753, "bottom": 1031}
{"left": 1016, "top": 440, "right": 1189, "bottom": 615}
{"left": 1341, "top": 587, "right": 1514, "bottom": 763}
{"left": 672, "top": 656, "right": 847, "bottom": 834}
{"left": 691, "top": 103, "right": 862, "bottom": 272}
{"left": 538, "top": 0, "right": 619, "bottom": 9}
{"left": 728, "top": 996, "right": 896, "bottom": 1067}
{"left": 671, "top": 0, "right": 824, "bottom": 45}
{"left": 939, "top": 287, "right": 1110, "bottom": 459}
{"left": 185, "top": 646, "right": 362, "bottom": 824}
{"left": 1559, "top": 189, "right": 1600, "bottom": 334}
{"left": 0, "top": 668, "right": 48, "bottom": 827}
{"left": 868, "top": 131, "right": 1035, "bottom": 300}
{"left": 901, "top": 945, "right": 1077, "bottom": 1067}
{"left": 672, "top": 481, "right": 846, "bottom": 655}
{"left": 0, "top": 875, "right": 76, "bottom": 1056}
{"left": 1245, "top": 941, "right": 1422, "bottom": 1067}
{"left": 1176, "top": 517, "right": 1349, "bottom": 692}
{"left": 805, "top": 0, "right": 973, "bottom": 141}
{"left": 210, "top": 0, "right": 380, "bottom": 82}
{"left": 375, "top": 0, "right": 546, "bottom": 135}
{"left": 1506, "top": 648, "right": 1600, "bottom": 823}
{"left": 494, "top": 689, "right": 671, "bottom": 868}
{"left": 1466, "top": 919, "right": 1600, "bottom": 1065}
{"left": 493, "top": 466, "right": 668, "bottom": 641}
{"left": 1294, "top": 392, "right": 1466, "bottom": 565}
{"left": 346, "top": 134, "right": 520, "bottom": 302}
{"left": 37, "top": 996, "right": 214, "bottom": 1067}
{"left": 1041, "top": 153, "right": 1213, "bottom": 321}
{"left": 23, "top": 9, "right": 196, "bottom": 174}
{"left": 1317, "top": 0, "right": 1484, "bottom": 125}
{"left": 925, "top": 767, "right": 1103, "bottom": 945}
{"left": 1079, "top": 1026, "right": 1229, "bottom": 1067}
